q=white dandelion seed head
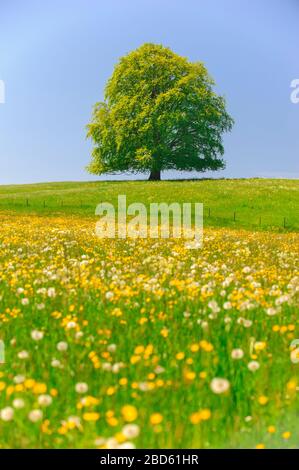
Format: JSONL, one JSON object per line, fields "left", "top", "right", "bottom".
{"left": 105, "top": 437, "right": 119, "bottom": 449}
{"left": 0, "top": 407, "right": 14, "bottom": 421}
{"left": 231, "top": 348, "right": 244, "bottom": 360}
{"left": 122, "top": 424, "right": 140, "bottom": 439}
{"left": 13, "top": 375, "right": 25, "bottom": 384}
{"left": 248, "top": 360, "right": 260, "bottom": 372}
{"left": 210, "top": 377, "right": 230, "bottom": 394}
{"left": 31, "top": 330, "right": 44, "bottom": 341}
{"left": 47, "top": 288, "right": 56, "bottom": 298}
{"left": 94, "top": 437, "right": 106, "bottom": 447}
{"left": 28, "top": 409, "right": 43, "bottom": 422}
{"left": 12, "top": 398, "right": 25, "bottom": 409}
{"left": 57, "top": 341, "right": 68, "bottom": 352}
{"left": 75, "top": 382, "right": 88, "bottom": 394}
{"left": 51, "top": 359, "right": 61, "bottom": 368}
{"left": 18, "top": 350, "right": 29, "bottom": 359}
{"left": 38, "top": 394, "right": 53, "bottom": 407}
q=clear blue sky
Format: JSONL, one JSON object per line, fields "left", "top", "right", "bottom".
{"left": 0, "top": 0, "right": 298, "bottom": 184}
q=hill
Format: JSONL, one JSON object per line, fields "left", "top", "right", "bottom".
{"left": 0, "top": 178, "right": 298, "bottom": 231}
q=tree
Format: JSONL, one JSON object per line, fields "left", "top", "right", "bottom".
{"left": 87, "top": 43, "right": 233, "bottom": 181}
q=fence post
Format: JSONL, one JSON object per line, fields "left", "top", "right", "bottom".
{"left": 233, "top": 211, "right": 236, "bottom": 222}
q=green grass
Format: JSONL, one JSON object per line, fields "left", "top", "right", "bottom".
{"left": 0, "top": 178, "right": 298, "bottom": 231}
{"left": 0, "top": 178, "right": 298, "bottom": 449}
{"left": 0, "top": 214, "right": 298, "bottom": 448}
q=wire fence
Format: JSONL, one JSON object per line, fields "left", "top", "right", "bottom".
{"left": 0, "top": 197, "right": 298, "bottom": 232}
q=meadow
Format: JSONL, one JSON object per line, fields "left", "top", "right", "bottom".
{"left": 0, "top": 178, "right": 298, "bottom": 449}
{"left": 0, "top": 178, "right": 298, "bottom": 231}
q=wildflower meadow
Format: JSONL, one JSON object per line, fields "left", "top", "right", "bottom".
{"left": 0, "top": 182, "right": 298, "bottom": 448}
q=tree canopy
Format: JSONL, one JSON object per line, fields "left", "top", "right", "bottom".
{"left": 87, "top": 43, "right": 233, "bottom": 180}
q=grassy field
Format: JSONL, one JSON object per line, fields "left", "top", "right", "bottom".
{"left": 0, "top": 179, "right": 298, "bottom": 449}
{"left": 0, "top": 178, "right": 298, "bottom": 231}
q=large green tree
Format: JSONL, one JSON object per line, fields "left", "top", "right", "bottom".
{"left": 87, "top": 43, "right": 233, "bottom": 180}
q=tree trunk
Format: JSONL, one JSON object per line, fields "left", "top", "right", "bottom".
{"left": 148, "top": 170, "right": 161, "bottom": 181}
